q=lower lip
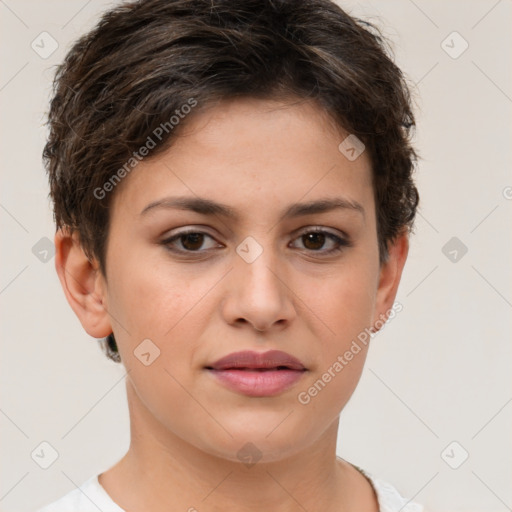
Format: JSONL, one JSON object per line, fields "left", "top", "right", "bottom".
{"left": 207, "top": 368, "right": 306, "bottom": 397}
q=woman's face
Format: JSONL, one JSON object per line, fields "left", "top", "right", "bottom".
{"left": 97, "top": 97, "right": 405, "bottom": 463}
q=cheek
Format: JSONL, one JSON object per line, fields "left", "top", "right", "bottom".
{"left": 107, "top": 252, "right": 195, "bottom": 339}
{"left": 295, "top": 266, "right": 375, "bottom": 408}
{"left": 106, "top": 254, "right": 217, "bottom": 383}
{"left": 108, "top": 263, "right": 207, "bottom": 428}
{"left": 304, "top": 265, "right": 377, "bottom": 345}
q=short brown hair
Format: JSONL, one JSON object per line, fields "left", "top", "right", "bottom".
{"left": 44, "top": 0, "right": 419, "bottom": 362}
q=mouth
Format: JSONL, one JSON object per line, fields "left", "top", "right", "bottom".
{"left": 205, "top": 350, "right": 307, "bottom": 397}
{"left": 205, "top": 349, "right": 307, "bottom": 372}
{"left": 205, "top": 367, "right": 302, "bottom": 371}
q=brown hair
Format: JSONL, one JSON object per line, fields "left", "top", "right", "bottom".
{"left": 44, "top": 0, "right": 419, "bottom": 362}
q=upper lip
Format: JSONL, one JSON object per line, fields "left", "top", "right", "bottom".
{"left": 206, "top": 350, "right": 306, "bottom": 371}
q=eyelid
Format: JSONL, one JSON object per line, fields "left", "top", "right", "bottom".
{"left": 161, "top": 227, "right": 221, "bottom": 248}
{"left": 161, "top": 225, "right": 351, "bottom": 255}
{"left": 293, "top": 225, "right": 348, "bottom": 238}
{"left": 290, "top": 226, "right": 351, "bottom": 253}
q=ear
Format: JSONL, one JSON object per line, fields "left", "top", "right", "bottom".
{"left": 371, "top": 231, "right": 409, "bottom": 332}
{"left": 54, "top": 228, "right": 112, "bottom": 338}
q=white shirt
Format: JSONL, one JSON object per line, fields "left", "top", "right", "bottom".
{"left": 35, "top": 469, "right": 424, "bottom": 512}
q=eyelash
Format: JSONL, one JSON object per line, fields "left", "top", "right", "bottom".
{"left": 161, "top": 227, "right": 351, "bottom": 256}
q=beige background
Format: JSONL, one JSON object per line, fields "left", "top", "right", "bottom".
{"left": 1, "top": 1, "right": 511, "bottom": 511}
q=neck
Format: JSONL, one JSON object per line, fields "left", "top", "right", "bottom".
{"left": 98, "top": 381, "right": 377, "bottom": 512}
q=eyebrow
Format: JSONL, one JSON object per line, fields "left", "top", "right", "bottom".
{"left": 140, "top": 195, "right": 365, "bottom": 221}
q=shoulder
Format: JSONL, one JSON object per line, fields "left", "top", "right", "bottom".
{"left": 35, "top": 468, "right": 424, "bottom": 512}
{"left": 34, "top": 474, "right": 125, "bottom": 512}
{"left": 362, "top": 470, "right": 425, "bottom": 512}
{"left": 346, "top": 460, "right": 425, "bottom": 512}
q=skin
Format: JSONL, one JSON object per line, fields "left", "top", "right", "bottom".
{"left": 55, "top": 97, "right": 409, "bottom": 512}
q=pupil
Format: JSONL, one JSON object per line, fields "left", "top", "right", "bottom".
{"left": 182, "top": 233, "right": 203, "bottom": 250}
{"left": 303, "top": 232, "right": 324, "bottom": 250}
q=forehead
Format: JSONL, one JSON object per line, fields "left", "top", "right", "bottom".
{"left": 111, "top": 97, "right": 374, "bottom": 223}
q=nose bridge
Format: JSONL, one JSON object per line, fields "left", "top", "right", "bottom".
{"left": 223, "top": 233, "right": 294, "bottom": 330}
{"left": 235, "top": 233, "right": 282, "bottom": 296}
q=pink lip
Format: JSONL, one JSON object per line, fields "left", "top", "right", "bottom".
{"left": 207, "top": 349, "right": 306, "bottom": 371}
{"left": 205, "top": 350, "right": 307, "bottom": 397}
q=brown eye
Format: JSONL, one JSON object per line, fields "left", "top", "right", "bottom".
{"left": 162, "top": 230, "right": 220, "bottom": 253}
{"left": 302, "top": 232, "right": 327, "bottom": 250}
{"left": 180, "top": 233, "right": 205, "bottom": 251}
{"left": 291, "top": 228, "right": 350, "bottom": 255}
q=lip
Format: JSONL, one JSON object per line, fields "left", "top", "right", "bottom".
{"left": 205, "top": 350, "right": 307, "bottom": 397}
{"left": 207, "top": 350, "right": 306, "bottom": 371}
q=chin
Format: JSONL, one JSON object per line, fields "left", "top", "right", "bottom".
{"left": 199, "top": 430, "right": 311, "bottom": 466}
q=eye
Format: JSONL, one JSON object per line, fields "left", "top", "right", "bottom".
{"left": 290, "top": 228, "right": 351, "bottom": 255}
{"left": 161, "top": 229, "right": 221, "bottom": 253}
{"left": 161, "top": 227, "right": 351, "bottom": 256}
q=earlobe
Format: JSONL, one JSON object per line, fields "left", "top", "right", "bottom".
{"left": 372, "top": 232, "right": 409, "bottom": 331}
{"left": 54, "top": 228, "right": 112, "bottom": 338}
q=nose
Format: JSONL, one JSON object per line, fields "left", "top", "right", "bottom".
{"left": 221, "top": 244, "right": 296, "bottom": 333}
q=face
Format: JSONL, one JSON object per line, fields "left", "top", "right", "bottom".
{"left": 83, "top": 97, "right": 406, "bottom": 463}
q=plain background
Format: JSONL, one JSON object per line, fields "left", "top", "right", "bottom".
{"left": 1, "top": 1, "right": 511, "bottom": 511}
